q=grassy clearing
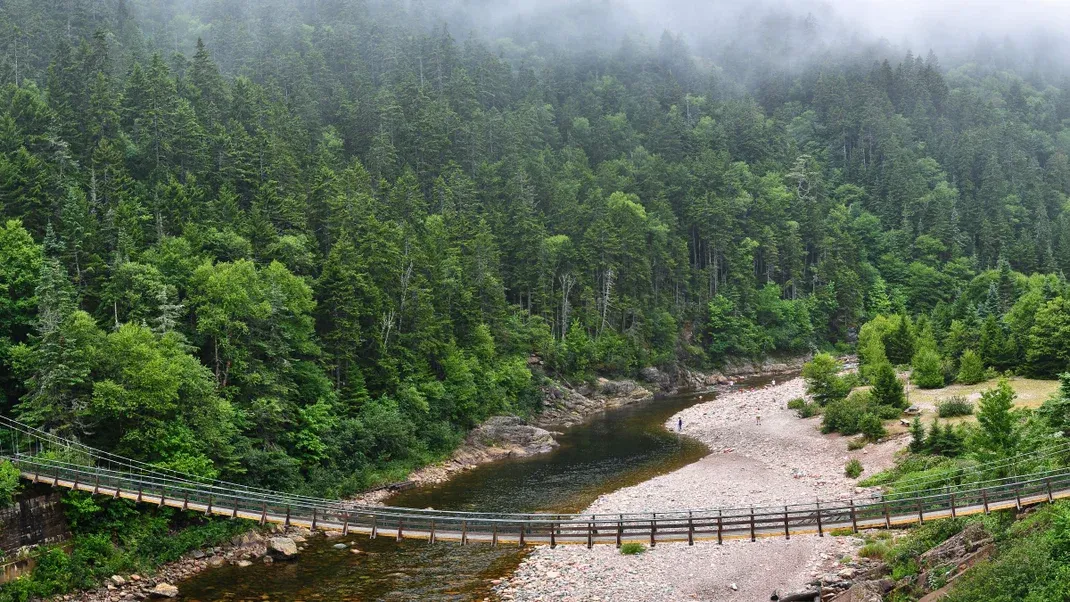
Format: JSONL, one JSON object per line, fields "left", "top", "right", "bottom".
{"left": 881, "top": 377, "right": 1059, "bottom": 436}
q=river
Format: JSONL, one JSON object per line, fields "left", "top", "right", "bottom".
{"left": 177, "top": 377, "right": 775, "bottom": 601}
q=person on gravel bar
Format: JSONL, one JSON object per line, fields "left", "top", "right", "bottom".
{"left": 677, "top": 416, "right": 683, "bottom": 432}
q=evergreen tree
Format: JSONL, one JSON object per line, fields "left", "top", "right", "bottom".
{"left": 884, "top": 314, "right": 916, "bottom": 365}
{"left": 957, "top": 349, "right": 987, "bottom": 384}
{"left": 871, "top": 361, "right": 907, "bottom": 409}
{"left": 911, "top": 347, "right": 945, "bottom": 389}
{"left": 973, "top": 378, "right": 1020, "bottom": 460}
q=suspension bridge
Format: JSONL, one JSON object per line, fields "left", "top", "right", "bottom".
{"left": 2, "top": 415, "right": 1068, "bottom": 548}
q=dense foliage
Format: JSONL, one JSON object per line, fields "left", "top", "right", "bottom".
{"left": 4, "top": 0, "right": 1070, "bottom": 497}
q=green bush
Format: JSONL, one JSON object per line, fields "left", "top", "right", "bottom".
{"left": 858, "top": 413, "right": 886, "bottom": 441}
{"left": 0, "top": 462, "right": 21, "bottom": 507}
{"left": 847, "top": 437, "right": 867, "bottom": 451}
{"left": 936, "top": 397, "right": 974, "bottom": 418}
{"left": 823, "top": 391, "right": 881, "bottom": 435}
{"left": 845, "top": 458, "right": 864, "bottom": 478}
{"left": 619, "top": 542, "right": 646, "bottom": 555}
{"left": 802, "top": 353, "right": 851, "bottom": 406}
{"left": 787, "top": 397, "right": 820, "bottom": 418}
{"left": 958, "top": 349, "right": 987, "bottom": 385}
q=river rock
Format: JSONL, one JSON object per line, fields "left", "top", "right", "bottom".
{"left": 333, "top": 543, "right": 348, "bottom": 550}
{"left": 150, "top": 583, "right": 179, "bottom": 598}
{"left": 268, "top": 537, "right": 299, "bottom": 560}
{"left": 464, "top": 416, "right": 559, "bottom": 456}
{"left": 110, "top": 575, "right": 126, "bottom": 586}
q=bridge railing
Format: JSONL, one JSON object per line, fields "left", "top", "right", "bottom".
{"left": 2, "top": 413, "right": 1070, "bottom": 546}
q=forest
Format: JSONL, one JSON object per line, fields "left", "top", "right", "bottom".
{"left": 3, "top": 0, "right": 1070, "bottom": 500}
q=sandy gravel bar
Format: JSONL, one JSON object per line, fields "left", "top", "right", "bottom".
{"left": 496, "top": 378, "right": 907, "bottom": 602}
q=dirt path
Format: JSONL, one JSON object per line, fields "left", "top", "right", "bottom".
{"left": 496, "top": 378, "right": 908, "bottom": 602}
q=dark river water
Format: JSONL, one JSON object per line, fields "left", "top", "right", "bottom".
{"left": 177, "top": 377, "right": 775, "bottom": 601}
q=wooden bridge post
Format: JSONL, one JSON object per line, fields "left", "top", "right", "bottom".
{"left": 749, "top": 508, "right": 756, "bottom": 543}
{"left": 716, "top": 510, "right": 723, "bottom": 545}
{"left": 587, "top": 521, "right": 593, "bottom": 549}
{"left": 688, "top": 511, "right": 694, "bottom": 546}
{"left": 850, "top": 500, "right": 858, "bottom": 533}
{"left": 783, "top": 506, "right": 790, "bottom": 540}
{"left": 650, "top": 516, "right": 657, "bottom": 548}
{"left": 816, "top": 502, "right": 823, "bottom": 537}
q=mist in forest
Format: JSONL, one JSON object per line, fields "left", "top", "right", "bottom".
{"left": 439, "top": 0, "right": 1070, "bottom": 73}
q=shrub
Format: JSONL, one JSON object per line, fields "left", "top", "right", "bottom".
{"left": 802, "top": 353, "right": 851, "bottom": 406}
{"left": 858, "top": 413, "right": 886, "bottom": 441}
{"left": 788, "top": 397, "right": 820, "bottom": 418}
{"left": 936, "top": 397, "right": 974, "bottom": 418}
{"left": 619, "top": 542, "right": 646, "bottom": 555}
{"left": 823, "top": 391, "right": 874, "bottom": 435}
{"left": 858, "top": 541, "right": 891, "bottom": 560}
{"left": 845, "top": 458, "right": 864, "bottom": 478}
{"left": 911, "top": 348, "right": 946, "bottom": 389}
{"left": 847, "top": 437, "right": 867, "bottom": 451}
{"left": 0, "top": 461, "right": 20, "bottom": 507}
{"left": 957, "top": 349, "right": 986, "bottom": 385}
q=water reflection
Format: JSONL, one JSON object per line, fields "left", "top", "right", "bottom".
{"left": 179, "top": 379, "right": 775, "bottom": 601}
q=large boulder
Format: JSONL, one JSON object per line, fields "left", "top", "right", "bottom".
{"left": 465, "top": 416, "right": 559, "bottom": 456}
{"left": 268, "top": 536, "right": 299, "bottom": 560}
{"left": 150, "top": 583, "right": 179, "bottom": 598}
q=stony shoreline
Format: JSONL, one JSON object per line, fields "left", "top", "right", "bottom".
{"left": 50, "top": 527, "right": 321, "bottom": 602}
{"left": 354, "top": 358, "right": 810, "bottom": 506}
{"left": 495, "top": 377, "right": 908, "bottom": 602}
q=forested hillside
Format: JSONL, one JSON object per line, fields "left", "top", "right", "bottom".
{"left": 3, "top": 0, "right": 1070, "bottom": 494}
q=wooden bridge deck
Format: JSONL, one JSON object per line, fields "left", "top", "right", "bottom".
{"left": 19, "top": 464, "right": 1070, "bottom": 547}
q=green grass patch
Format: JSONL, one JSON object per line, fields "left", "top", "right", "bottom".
{"left": 619, "top": 542, "right": 646, "bottom": 555}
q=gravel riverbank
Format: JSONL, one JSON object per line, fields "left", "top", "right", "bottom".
{"left": 496, "top": 378, "right": 908, "bottom": 602}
